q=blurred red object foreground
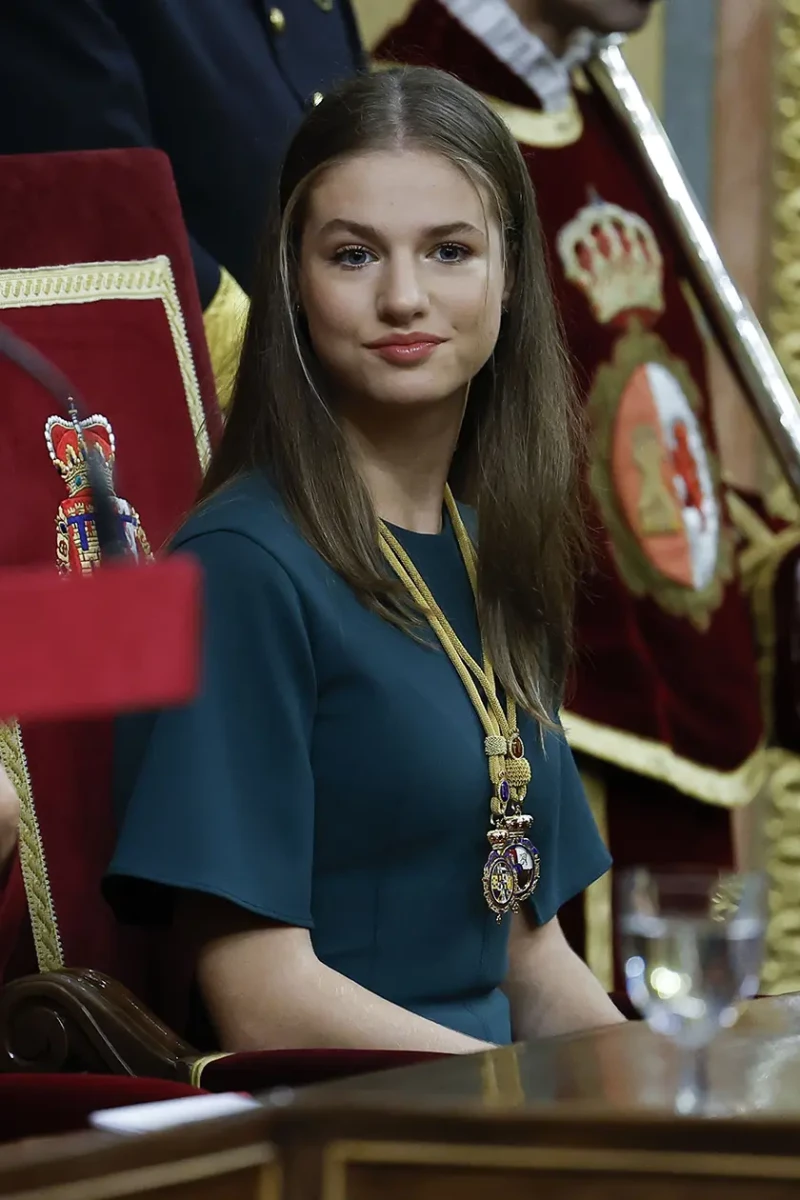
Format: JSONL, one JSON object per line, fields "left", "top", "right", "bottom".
{"left": 0, "top": 554, "right": 201, "bottom": 722}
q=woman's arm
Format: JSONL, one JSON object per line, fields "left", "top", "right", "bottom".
{"left": 503, "top": 910, "right": 625, "bottom": 1041}
{"left": 178, "top": 893, "right": 493, "bottom": 1054}
{"left": 0, "top": 763, "right": 19, "bottom": 872}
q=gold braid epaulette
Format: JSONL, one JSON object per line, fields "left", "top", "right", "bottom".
{"left": 0, "top": 721, "right": 62, "bottom": 972}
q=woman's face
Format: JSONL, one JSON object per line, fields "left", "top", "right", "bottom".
{"left": 297, "top": 148, "right": 506, "bottom": 413}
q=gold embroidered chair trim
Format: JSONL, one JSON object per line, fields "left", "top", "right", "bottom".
{"left": 562, "top": 710, "right": 766, "bottom": 809}
{"left": 0, "top": 722, "right": 62, "bottom": 972}
{"left": 0, "top": 256, "right": 210, "bottom": 972}
{"left": 0, "top": 257, "right": 211, "bottom": 469}
{"left": 189, "top": 1052, "right": 233, "bottom": 1089}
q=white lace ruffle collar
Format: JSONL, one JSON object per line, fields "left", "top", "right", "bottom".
{"left": 438, "top": 0, "right": 594, "bottom": 111}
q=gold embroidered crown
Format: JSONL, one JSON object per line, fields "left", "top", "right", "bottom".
{"left": 44, "top": 412, "right": 116, "bottom": 499}
{"left": 556, "top": 195, "right": 665, "bottom": 326}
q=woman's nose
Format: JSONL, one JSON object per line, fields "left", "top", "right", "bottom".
{"left": 376, "top": 253, "right": 428, "bottom": 324}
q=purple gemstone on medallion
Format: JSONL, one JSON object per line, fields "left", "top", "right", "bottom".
{"left": 499, "top": 779, "right": 510, "bottom": 804}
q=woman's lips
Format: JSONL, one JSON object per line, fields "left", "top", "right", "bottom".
{"left": 369, "top": 340, "right": 443, "bottom": 365}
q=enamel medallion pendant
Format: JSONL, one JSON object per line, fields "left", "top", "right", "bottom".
{"left": 482, "top": 812, "right": 540, "bottom": 921}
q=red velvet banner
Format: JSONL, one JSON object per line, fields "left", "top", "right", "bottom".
{"left": 376, "top": 2, "right": 763, "bottom": 795}
{"left": 0, "top": 150, "right": 219, "bottom": 1004}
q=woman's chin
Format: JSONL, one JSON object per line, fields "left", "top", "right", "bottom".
{"left": 356, "top": 373, "right": 468, "bottom": 411}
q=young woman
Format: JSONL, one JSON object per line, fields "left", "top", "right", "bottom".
{"left": 105, "top": 66, "right": 623, "bottom": 1052}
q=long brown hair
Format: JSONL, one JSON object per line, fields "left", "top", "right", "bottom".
{"left": 200, "top": 66, "right": 584, "bottom": 724}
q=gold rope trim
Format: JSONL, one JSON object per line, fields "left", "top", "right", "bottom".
{"left": 0, "top": 257, "right": 211, "bottom": 470}
{"left": 562, "top": 710, "right": 766, "bottom": 808}
{"left": 760, "top": 748, "right": 800, "bottom": 994}
{"left": 189, "top": 1052, "right": 232, "bottom": 1089}
{"left": 0, "top": 256, "right": 210, "bottom": 972}
{"left": 580, "top": 766, "right": 613, "bottom": 992}
{"left": 202, "top": 266, "right": 249, "bottom": 413}
{"left": 0, "top": 722, "right": 62, "bottom": 972}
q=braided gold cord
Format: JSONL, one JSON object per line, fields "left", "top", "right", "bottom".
{"left": 379, "top": 490, "right": 514, "bottom": 735}
{"left": 444, "top": 491, "right": 504, "bottom": 714}
{"left": 0, "top": 721, "right": 63, "bottom": 971}
{"left": 378, "top": 486, "right": 529, "bottom": 811}
{"left": 379, "top": 531, "right": 505, "bottom": 735}
{"left": 379, "top": 531, "right": 500, "bottom": 738}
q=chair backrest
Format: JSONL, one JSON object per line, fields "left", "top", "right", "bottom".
{"left": 0, "top": 148, "right": 221, "bottom": 1012}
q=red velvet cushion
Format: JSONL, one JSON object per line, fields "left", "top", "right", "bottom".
{"left": 0, "top": 1074, "right": 204, "bottom": 1144}
{"left": 199, "top": 1048, "right": 447, "bottom": 1093}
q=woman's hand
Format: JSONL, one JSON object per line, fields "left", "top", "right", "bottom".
{"left": 0, "top": 762, "right": 20, "bottom": 872}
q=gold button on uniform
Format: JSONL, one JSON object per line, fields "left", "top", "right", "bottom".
{"left": 311, "top": 91, "right": 324, "bottom": 107}
{"left": 268, "top": 7, "right": 286, "bottom": 33}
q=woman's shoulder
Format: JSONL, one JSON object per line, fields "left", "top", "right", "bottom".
{"left": 172, "top": 472, "right": 307, "bottom": 566}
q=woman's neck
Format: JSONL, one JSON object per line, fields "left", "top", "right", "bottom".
{"left": 340, "top": 396, "right": 464, "bottom": 535}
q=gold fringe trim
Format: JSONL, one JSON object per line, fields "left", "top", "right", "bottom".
{"left": 562, "top": 710, "right": 766, "bottom": 808}
{"left": 760, "top": 748, "right": 800, "bottom": 994}
{"left": 0, "top": 257, "right": 211, "bottom": 470}
{"left": 581, "top": 767, "right": 613, "bottom": 992}
{"left": 203, "top": 267, "right": 249, "bottom": 412}
{"left": 724, "top": 497, "right": 800, "bottom": 994}
{"left": 727, "top": 490, "right": 800, "bottom": 738}
{"left": 0, "top": 257, "right": 211, "bottom": 971}
{"left": 0, "top": 722, "right": 62, "bottom": 972}
{"left": 189, "top": 1052, "right": 232, "bottom": 1089}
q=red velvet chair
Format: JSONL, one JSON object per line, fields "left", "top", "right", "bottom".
{"left": 0, "top": 149, "right": 443, "bottom": 1120}
{"left": 0, "top": 1075, "right": 206, "bottom": 1144}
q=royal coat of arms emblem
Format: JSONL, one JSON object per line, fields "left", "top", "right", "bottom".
{"left": 556, "top": 194, "right": 730, "bottom": 628}
{"left": 44, "top": 407, "right": 151, "bottom": 575}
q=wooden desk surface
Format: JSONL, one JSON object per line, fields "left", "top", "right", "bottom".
{"left": 284, "top": 993, "right": 800, "bottom": 1121}
{"left": 3, "top": 996, "right": 800, "bottom": 1199}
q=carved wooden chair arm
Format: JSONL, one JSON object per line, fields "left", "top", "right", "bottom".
{"left": 0, "top": 968, "right": 200, "bottom": 1081}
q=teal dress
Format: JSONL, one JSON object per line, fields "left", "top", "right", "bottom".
{"left": 105, "top": 473, "right": 610, "bottom": 1044}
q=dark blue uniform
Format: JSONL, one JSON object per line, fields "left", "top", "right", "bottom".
{"left": 0, "top": 0, "right": 364, "bottom": 304}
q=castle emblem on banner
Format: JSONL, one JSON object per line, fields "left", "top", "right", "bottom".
{"left": 556, "top": 194, "right": 730, "bottom": 627}
{"left": 44, "top": 408, "right": 152, "bottom": 575}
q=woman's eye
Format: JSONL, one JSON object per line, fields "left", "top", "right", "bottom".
{"left": 333, "top": 245, "right": 376, "bottom": 269}
{"left": 433, "top": 243, "right": 471, "bottom": 264}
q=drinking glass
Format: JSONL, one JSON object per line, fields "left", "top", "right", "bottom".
{"left": 618, "top": 868, "right": 766, "bottom": 1114}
